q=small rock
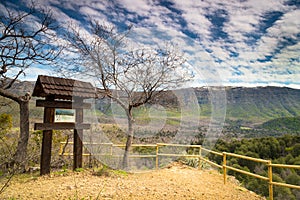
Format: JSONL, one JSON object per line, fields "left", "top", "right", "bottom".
{"left": 66, "top": 186, "right": 74, "bottom": 190}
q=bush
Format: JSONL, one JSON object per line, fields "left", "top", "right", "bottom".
{"left": 0, "top": 114, "right": 14, "bottom": 172}
{"left": 0, "top": 113, "right": 12, "bottom": 136}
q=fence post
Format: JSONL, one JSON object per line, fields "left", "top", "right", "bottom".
{"left": 268, "top": 160, "right": 273, "bottom": 200}
{"left": 156, "top": 144, "right": 159, "bottom": 170}
{"left": 223, "top": 152, "right": 227, "bottom": 184}
{"left": 198, "top": 146, "right": 202, "bottom": 170}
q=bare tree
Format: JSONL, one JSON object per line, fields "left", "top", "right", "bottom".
{"left": 0, "top": 3, "right": 61, "bottom": 170}
{"left": 63, "top": 20, "right": 192, "bottom": 168}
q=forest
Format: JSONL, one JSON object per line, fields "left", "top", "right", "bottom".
{"left": 206, "top": 134, "right": 300, "bottom": 200}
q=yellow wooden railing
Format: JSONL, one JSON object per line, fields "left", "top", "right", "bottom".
{"left": 59, "top": 142, "right": 300, "bottom": 200}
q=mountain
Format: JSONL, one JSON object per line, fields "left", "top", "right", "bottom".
{"left": 223, "top": 86, "right": 300, "bottom": 121}
{"left": 154, "top": 86, "right": 300, "bottom": 123}
{"left": 1, "top": 80, "right": 300, "bottom": 126}
{"left": 3, "top": 79, "right": 35, "bottom": 96}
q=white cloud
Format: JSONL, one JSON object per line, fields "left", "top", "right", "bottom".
{"left": 8, "top": 67, "right": 52, "bottom": 82}
{"left": 116, "top": 0, "right": 152, "bottom": 15}
{"left": 4, "top": 0, "right": 297, "bottom": 89}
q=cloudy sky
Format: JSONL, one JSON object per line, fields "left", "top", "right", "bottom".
{"left": 2, "top": 0, "right": 300, "bottom": 89}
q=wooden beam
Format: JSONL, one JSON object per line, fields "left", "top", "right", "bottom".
{"left": 74, "top": 101, "right": 84, "bottom": 170}
{"left": 36, "top": 100, "right": 91, "bottom": 109}
{"left": 40, "top": 99, "right": 55, "bottom": 175}
{"left": 40, "top": 130, "right": 52, "bottom": 175}
{"left": 74, "top": 129, "right": 83, "bottom": 170}
{"left": 34, "top": 123, "right": 90, "bottom": 130}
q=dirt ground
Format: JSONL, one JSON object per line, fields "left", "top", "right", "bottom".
{"left": 1, "top": 163, "right": 265, "bottom": 200}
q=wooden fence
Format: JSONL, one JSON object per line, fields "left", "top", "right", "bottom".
{"left": 59, "top": 142, "right": 300, "bottom": 200}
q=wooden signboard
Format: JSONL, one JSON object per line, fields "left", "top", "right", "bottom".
{"left": 32, "top": 75, "right": 96, "bottom": 175}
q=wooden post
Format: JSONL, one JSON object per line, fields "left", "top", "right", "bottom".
{"left": 73, "top": 99, "right": 83, "bottom": 170}
{"left": 223, "top": 152, "right": 227, "bottom": 184}
{"left": 198, "top": 146, "right": 202, "bottom": 170}
{"left": 268, "top": 161, "right": 273, "bottom": 200}
{"left": 40, "top": 97, "right": 55, "bottom": 175}
{"left": 156, "top": 144, "right": 159, "bottom": 170}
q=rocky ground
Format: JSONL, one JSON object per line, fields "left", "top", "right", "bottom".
{"left": 1, "top": 163, "right": 265, "bottom": 200}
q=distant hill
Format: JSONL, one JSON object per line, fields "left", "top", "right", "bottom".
{"left": 1, "top": 79, "right": 300, "bottom": 126}
{"left": 223, "top": 87, "right": 300, "bottom": 121}
{"left": 5, "top": 79, "right": 35, "bottom": 95}
{"left": 259, "top": 116, "right": 300, "bottom": 132}
{"left": 157, "top": 86, "right": 300, "bottom": 123}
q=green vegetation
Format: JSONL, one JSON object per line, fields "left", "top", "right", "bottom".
{"left": 0, "top": 98, "right": 20, "bottom": 127}
{"left": 206, "top": 135, "right": 300, "bottom": 200}
{"left": 74, "top": 168, "right": 85, "bottom": 172}
{"left": 0, "top": 113, "right": 14, "bottom": 171}
{"left": 92, "top": 165, "right": 128, "bottom": 177}
{"left": 220, "top": 117, "right": 300, "bottom": 138}
{"left": 0, "top": 96, "right": 43, "bottom": 127}
{"left": 222, "top": 87, "right": 300, "bottom": 122}
{"left": 0, "top": 113, "right": 12, "bottom": 136}
{"left": 260, "top": 116, "right": 300, "bottom": 132}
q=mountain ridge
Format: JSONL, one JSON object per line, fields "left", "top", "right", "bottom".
{"left": 2, "top": 79, "right": 300, "bottom": 124}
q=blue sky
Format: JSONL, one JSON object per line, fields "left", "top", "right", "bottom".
{"left": 2, "top": 0, "right": 300, "bottom": 89}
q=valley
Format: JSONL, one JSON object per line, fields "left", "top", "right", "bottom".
{"left": 1, "top": 81, "right": 299, "bottom": 199}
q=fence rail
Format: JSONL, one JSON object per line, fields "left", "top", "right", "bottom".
{"left": 59, "top": 142, "right": 300, "bottom": 200}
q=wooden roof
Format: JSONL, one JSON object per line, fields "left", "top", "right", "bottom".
{"left": 32, "top": 75, "right": 97, "bottom": 100}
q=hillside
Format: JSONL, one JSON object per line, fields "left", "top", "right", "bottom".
{"left": 224, "top": 87, "right": 300, "bottom": 121}
{"left": 260, "top": 116, "right": 300, "bottom": 132}
{"left": 97, "top": 86, "right": 300, "bottom": 123}
{"left": 1, "top": 79, "right": 299, "bottom": 128}
{"left": 130, "top": 86, "right": 300, "bottom": 123}
{"left": 184, "top": 86, "right": 300, "bottom": 122}
{"left": 0, "top": 163, "right": 264, "bottom": 200}
{"left": 7, "top": 80, "right": 35, "bottom": 96}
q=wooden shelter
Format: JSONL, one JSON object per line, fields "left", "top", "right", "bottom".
{"left": 32, "top": 75, "right": 97, "bottom": 175}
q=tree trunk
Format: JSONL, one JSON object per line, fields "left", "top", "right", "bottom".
{"left": 13, "top": 100, "right": 30, "bottom": 171}
{"left": 122, "top": 110, "right": 134, "bottom": 169}
{"left": 0, "top": 89, "right": 31, "bottom": 171}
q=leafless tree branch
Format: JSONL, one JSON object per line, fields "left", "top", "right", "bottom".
{"left": 62, "top": 20, "right": 193, "bottom": 168}
{"left": 0, "top": 2, "right": 62, "bottom": 170}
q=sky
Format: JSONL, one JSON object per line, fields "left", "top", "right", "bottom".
{"left": 2, "top": 0, "right": 300, "bottom": 89}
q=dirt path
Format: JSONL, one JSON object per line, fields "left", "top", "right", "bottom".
{"left": 1, "top": 163, "right": 265, "bottom": 200}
